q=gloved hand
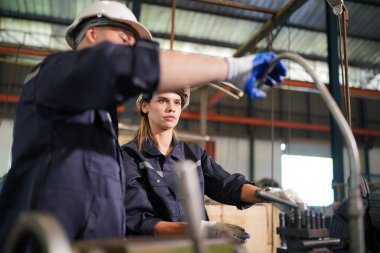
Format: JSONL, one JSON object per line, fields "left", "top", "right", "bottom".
{"left": 201, "top": 220, "right": 250, "bottom": 244}
{"left": 263, "top": 187, "right": 307, "bottom": 212}
{"left": 225, "top": 52, "right": 287, "bottom": 99}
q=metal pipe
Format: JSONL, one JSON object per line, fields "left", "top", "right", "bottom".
{"left": 265, "top": 52, "right": 364, "bottom": 253}
{"left": 256, "top": 189, "right": 298, "bottom": 209}
{"left": 208, "top": 82, "right": 244, "bottom": 100}
{"left": 175, "top": 160, "right": 206, "bottom": 253}
{"left": 4, "top": 212, "right": 72, "bottom": 253}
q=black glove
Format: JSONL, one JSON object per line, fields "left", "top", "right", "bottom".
{"left": 201, "top": 220, "right": 250, "bottom": 244}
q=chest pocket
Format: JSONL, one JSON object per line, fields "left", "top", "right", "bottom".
{"left": 139, "top": 161, "right": 165, "bottom": 187}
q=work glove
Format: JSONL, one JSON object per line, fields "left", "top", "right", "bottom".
{"left": 260, "top": 187, "right": 307, "bottom": 213}
{"left": 201, "top": 220, "right": 250, "bottom": 244}
{"left": 225, "top": 52, "right": 287, "bottom": 99}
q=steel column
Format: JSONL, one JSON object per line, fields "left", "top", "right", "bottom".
{"left": 132, "top": 0, "right": 142, "bottom": 20}
{"left": 326, "top": 2, "right": 345, "bottom": 202}
{"left": 360, "top": 99, "right": 371, "bottom": 181}
{"left": 248, "top": 99, "right": 255, "bottom": 182}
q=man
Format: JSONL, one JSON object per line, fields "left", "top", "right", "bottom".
{"left": 0, "top": 0, "right": 287, "bottom": 248}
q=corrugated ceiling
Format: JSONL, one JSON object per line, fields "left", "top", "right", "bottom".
{"left": 0, "top": 0, "right": 379, "bottom": 88}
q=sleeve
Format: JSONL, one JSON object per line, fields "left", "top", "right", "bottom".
{"left": 123, "top": 149, "right": 162, "bottom": 236}
{"left": 34, "top": 40, "right": 160, "bottom": 112}
{"left": 198, "top": 145, "right": 254, "bottom": 210}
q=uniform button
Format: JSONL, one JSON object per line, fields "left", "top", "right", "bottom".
{"left": 156, "top": 179, "right": 160, "bottom": 183}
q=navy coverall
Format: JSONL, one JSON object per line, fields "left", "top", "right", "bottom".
{"left": 0, "top": 40, "right": 159, "bottom": 248}
{"left": 122, "top": 138, "right": 253, "bottom": 236}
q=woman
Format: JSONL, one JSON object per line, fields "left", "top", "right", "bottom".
{"left": 122, "top": 89, "right": 302, "bottom": 242}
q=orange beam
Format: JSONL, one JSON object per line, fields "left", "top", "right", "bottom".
{"left": 0, "top": 94, "right": 19, "bottom": 103}
{"left": 208, "top": 79, "right": 380, "bottom": 106}
{"left": 1, "top": 44, "right": 380, "bottom": 100}
{"left": 281, "top": 79, "right": 380, "bottom": 98}
{"left": 0, "top": 45, "right": 54, "bottom": 57}
{"left": 180, "top": 111, "right": 380, "bottom": 137}
{"left": 2, "top": 93, "right": 380, "bottom": 137}
{"left": 0, "top": 94, "right": 126, "bottom": 113}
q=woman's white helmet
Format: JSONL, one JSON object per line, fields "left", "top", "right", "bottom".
{"left": 66, "top": 0, "right": 152, "bottom": 49}
{"left": 136, "top": 87, "right": 191, "bottom": 114}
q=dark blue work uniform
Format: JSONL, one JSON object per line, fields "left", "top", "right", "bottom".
{"left": 122, "top": 138, "right": 253, "bottom": 236}
{"left": 0, "top": 40, "right": 159, "bottom": 248}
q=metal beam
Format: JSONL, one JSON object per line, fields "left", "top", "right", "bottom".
{"left": 234, "top": 0, "right": 308, "bottom": 57}
{"left": 179, "top": 111, "right": 380, "bottom": 137}
{"left": 2, "top": 93, "right": 380, "bottom": 137}
{"left": 207, "top": 79, "right": 380, "bottom": 109}
{"left": 0, "top": 10, "right": 71, "bottom": 26}
{"left": 195, "top": 0, "right": 276, "bottom": 14}
{"left": 326, "top": 2, "right": 345, "bottom": 202}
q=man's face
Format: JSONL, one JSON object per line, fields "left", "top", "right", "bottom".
{"left": 92, "top": 26, "right": 136, "bottom": 46}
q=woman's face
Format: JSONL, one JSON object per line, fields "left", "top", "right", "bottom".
{"left": 142, "top": 92, "right": 182, "bottom": 132}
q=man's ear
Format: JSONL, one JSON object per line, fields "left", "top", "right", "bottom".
{"left": 83, "top": 27, "right": 97, "bottom": 44}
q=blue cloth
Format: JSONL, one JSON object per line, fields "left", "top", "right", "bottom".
{"left": 122, "top": 138, "right": 253, "bottom": 236}
{"left": 245, "top": 52, "right": 287, "bottom": 99}
{"left": 0, "top": 40, "right": 160, "bottom": 248}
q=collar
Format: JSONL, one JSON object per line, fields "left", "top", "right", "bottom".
{"left": 140, "top": 136, "right": 185, "bottom": 160}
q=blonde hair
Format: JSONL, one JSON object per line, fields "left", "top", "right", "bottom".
{"left": 134, "top": 109, "right": 178, "bottom": 151}
{"left": 134, "top": 115, "right": 154, "bottom": 150}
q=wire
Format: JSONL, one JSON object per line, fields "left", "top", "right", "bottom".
{"left": 342, "top": 6, "right": 351, "bottom": 127}
{"left": 337, "top": 6, "right": 351, "bottom": 127}
{"left": 170, "top": 0, "right": 176, "bottom": 50}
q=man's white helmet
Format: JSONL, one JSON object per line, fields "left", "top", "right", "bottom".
{"left": 66, "top": 0, "right": 152, "bottom": 48}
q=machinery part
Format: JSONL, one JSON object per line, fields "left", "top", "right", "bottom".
{"left": 176, "top": 160, "right": 207, "bottom": 253}
{"left": 326, "top": 0, "right": 344, "bottom": 15}
{"left": 209, "top": 82, "right": 244, "bottom": 100}
{"left": 72, "top": 237, "right": 237, "bottom": 253}
{"left": 3, "top": 212, "right": 239, "bottom": 253}
{"left": 4, "top": 212, "right": 72, "bottom": 253}
{"left": 256, "top": 188, "right": 298, "bottom": 209}
{"left": 277, "top": 210, "right": 340, "bottom": 252}
{"left": 329, "top": 191, "right": 380, "bottom": 252}
{"left": 262, "top": 52, "right": 364, "bottom": 253}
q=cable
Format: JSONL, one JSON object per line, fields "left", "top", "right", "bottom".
{"left": 264, "top": 52, "right": 364, "bottom": 253}
{"left": 337, "top": 6, "right": 351, "bottom": 127}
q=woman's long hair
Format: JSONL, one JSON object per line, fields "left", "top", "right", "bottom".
{"left": 135, "top": 114, "right": 155, "bottom": 150}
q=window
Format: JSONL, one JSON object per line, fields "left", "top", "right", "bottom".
{"left": 281, "top": 154, "right": 334, "bottom": 206}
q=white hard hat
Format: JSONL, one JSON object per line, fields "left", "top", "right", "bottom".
{"left": 66, "top": 0, "right": 152, "bottom": 48}
{"left": 136, "top": 87, "right": 191, "bottom": 114}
